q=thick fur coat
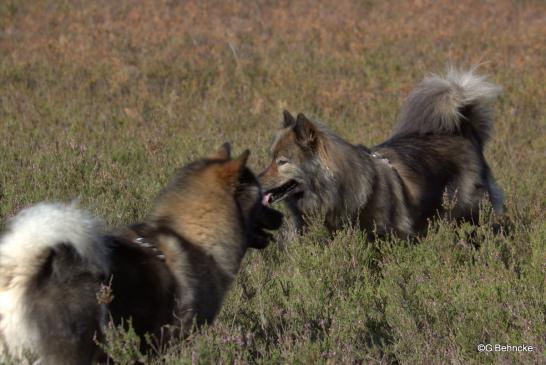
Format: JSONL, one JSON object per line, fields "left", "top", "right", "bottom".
{"left": 260, "top": 68, "right": 504, "bottom": 235}
{"left": 0, "top": 144, "right": 282, "bottom": 364}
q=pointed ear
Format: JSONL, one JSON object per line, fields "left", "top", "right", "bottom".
{"left": 294, "top": 113, "right": 318, "bottom": 149}
{"left": 236, "top": 149, "right": 250, "bottom": 167}
{"left": 208, "top": 142, "right": 231, "bottom": 160}
{"left": 218, "top": 149, "right": 250, "bottom": 189}
{"left": 282, "top": 110, "right": 296, "bottom": 127}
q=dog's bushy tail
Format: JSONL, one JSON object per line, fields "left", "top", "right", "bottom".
{"left": 393, "top": 67, "right": 501, "bottom": 146}
{"left": 0, "top": 202, "right": 108, "bottom": 283}
{"left": 0, "top": 202, "right": 108, "bottom": 363}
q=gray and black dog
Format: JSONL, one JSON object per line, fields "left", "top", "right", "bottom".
{"left": 260, "top": 68, "right": 504, "bottom": 235}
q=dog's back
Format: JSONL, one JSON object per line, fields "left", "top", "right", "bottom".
{"left": 105, "top": 228, "right": 179, "bottom": 344}
{"left": 375, "top": 68, "right": 504, "bottom": 229}
{"left": 104, "top": 222, "right": 233, "bottom": 343}
{"left": 373, "top": 135, "right": 485, "bottom": 230}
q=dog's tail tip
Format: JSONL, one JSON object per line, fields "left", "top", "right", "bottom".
{"left": 394, "top": 66, "right": 501, "bottom": 144}
{"left": 0, "top": 202, "right": 109, "bottom": 278}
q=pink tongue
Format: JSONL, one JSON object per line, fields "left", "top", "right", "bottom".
{"left": 262, "top": 193, "right": 272, "bottom": 206}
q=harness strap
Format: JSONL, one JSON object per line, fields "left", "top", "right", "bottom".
{"left": 119, "top": 224, "right": 167, "bottom": 261}
{"left": 133, "top": 236, "right": 166, "bottom": 261}
{"left": 371, "top": 151, "right": 405, "bottom": 184}
{"left": 371, "top": 152, "right": 394, "bottom": 169}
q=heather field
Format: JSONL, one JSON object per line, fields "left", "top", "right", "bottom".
{"left": 0, "top": 0, "right": 545, "bottom": 364}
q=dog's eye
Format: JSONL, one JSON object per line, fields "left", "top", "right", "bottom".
{"left": 276, "top": 158, "right": 288, "bottom": 166}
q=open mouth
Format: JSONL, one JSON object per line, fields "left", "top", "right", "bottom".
{"left": 262, "top": 180, "right": 300, "bottom": 205}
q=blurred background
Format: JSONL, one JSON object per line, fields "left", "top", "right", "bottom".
{"left": 0, "top": 1, "right": 545, "bottom": 364}
{"left": 1, "top": 0, "right": 544, "bottom": 221}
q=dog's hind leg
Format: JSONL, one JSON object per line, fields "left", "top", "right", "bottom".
{"left": 485, "top": 166, "right": 505, "bottom": 214}
{"left": 26, "top": 244, "right": 106, "bottom": 365}
{"left": 449, "top": 164, "right": 504, "bottom": 225}
{"left": 447, "top": 171, "right": 485, "bottom": 224}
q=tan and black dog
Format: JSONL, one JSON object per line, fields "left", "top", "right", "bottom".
{"left": 260, "top": 68, "right": 504, "bottom": 235}
{"left": 0, "top": 143, "right": 282, "bottom": 364}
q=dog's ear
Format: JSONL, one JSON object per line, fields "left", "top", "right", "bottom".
{"left": 208, "top": 142, "right": 231, "bottom": 160}
{"left": 235, "top": 149, "right": 250, "bottom": 167}
{"left": 282, "top": 110, "right": 296, "bottom": 127}
{"left": 218, "top": 149, "right": 250, "bottom": 189}
{"left": 294, "top": 113, "right": 318, "bottom": 149}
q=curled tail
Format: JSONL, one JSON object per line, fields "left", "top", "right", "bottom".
{"left": 393, "top": 67, "right": 501, "bottom": 146}
{"left": 0, "top": 203, "right": 108, "bottom": 363}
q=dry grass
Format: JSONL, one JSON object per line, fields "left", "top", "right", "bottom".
{"left": 0, "top": 0, "right": 545, "bottom": 363}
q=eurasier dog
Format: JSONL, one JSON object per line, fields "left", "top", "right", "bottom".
{"left": 260, "top": 68, "right": 504, "bottom": 235}
{"left": 0, "top": 144, "right": 282, "bottom": 364}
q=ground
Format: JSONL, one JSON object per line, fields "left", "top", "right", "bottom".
{"left": 0, "top": 0, "right": 545, "bottom": 364}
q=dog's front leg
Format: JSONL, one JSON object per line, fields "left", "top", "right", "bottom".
{"left": 285, "top": 198, "right": 306, "bottom": 232}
